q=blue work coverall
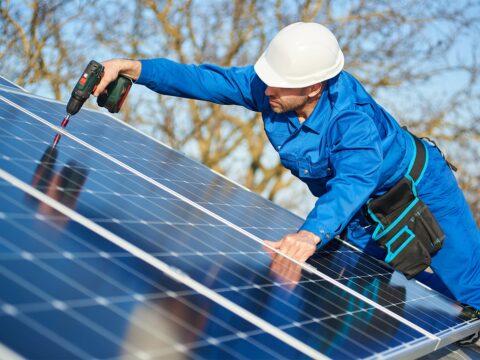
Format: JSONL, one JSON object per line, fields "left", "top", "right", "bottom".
{"left": 136, "top": 58, "right": 480, "bottom": 309}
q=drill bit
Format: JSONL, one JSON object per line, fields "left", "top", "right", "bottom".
{"left": 52, "top": 113, "right": 71, "bottom": 148}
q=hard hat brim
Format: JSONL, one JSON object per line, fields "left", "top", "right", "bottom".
{"left": 254, "top": 50, "right": 344, "bottom": 88}
{"left": 254, "top": 52, "right": 305, "bottom": 88}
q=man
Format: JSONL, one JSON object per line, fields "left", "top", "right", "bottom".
{"left": 94, "top": 23, "right": 480, "bottom": 317}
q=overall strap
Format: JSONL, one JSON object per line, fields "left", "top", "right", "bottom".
{"left": 404, "top": 130, "right": 428, "bottom": 186}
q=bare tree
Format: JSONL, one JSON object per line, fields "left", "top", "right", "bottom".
{"left": 0, "top": 0, "right": 97, "bottom": 99}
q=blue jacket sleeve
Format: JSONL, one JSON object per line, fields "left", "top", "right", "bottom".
{"left": 136, "top": 58, "right": 266, "bottom": 112}
{"left": 299, "top": 111, "right": 383, "bottom": 246}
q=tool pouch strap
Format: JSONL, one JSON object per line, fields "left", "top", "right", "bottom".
{"left": 366, "top": 132, "right": 445, "bottom": 279}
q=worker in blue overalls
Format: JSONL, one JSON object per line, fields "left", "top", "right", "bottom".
{"left": 95, "top": 22, "right": 480, "bottom": 326}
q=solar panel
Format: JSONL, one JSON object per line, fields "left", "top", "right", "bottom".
{"left": 0, "top": 180, "right": 309, "bottom": 360}
{"left": 0, "top": 76, "right": 25, "bottom": 92}
{"left": 0, "top": 80, "right": 479, "bottom": 359}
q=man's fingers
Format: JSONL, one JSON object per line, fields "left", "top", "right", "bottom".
{"left": 93, "top": 60, "right": 121, "bottom": 96}
{"left": 294, "top": 243, "right": 316, "bottom": 262}
{"left": 94, "top": 72, "right": 117, "bottom": 97}
{"left": 264, "top": 234, "right": 316, "bottom": 262}
{"left": 265, "top": 236, "right": 309, "bottom": 261}
{"left": 93, "top": 78, "right": 110, "bottom": 97}
{"left": 297, "top": 249, "right": 314, "bottom": 262}
{"left": 263, "top": 239, "right": 282, "bottom": 249}
{"left": 279, "top": 242, "right": 295, "bottom": 258}
{"left": 278, "top": 235, "right": 297, "bottom": 256}
{"left": 293, "top": 248, "right": 306, "bottom": 262}
{"left": 263, "top": 240, "right": 280, "bottom": 259}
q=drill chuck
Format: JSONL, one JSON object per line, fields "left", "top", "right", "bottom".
{"left": 66, "top": 94, "right": 87, "bottom": 116}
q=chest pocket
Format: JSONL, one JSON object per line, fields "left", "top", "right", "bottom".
{"left": 298, "top": 158, "right": 333, "bottom": 180}
{"left": 280, "top": 154, "right": 333, "bottom": 178}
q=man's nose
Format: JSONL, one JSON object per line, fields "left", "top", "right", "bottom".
{"left": 265, "top": 86, "right": 274, "bottom": 96}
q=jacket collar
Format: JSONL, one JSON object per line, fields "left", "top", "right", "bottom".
{"left": 302, "top": 75, "right": 338, "bottom": 134}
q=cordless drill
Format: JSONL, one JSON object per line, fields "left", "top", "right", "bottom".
{"left": 53, "top": 60, "right": 132, "bottom": 147}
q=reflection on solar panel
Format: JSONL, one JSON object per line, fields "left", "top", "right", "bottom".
{"left": 0, "top": 79, "right": 479, "bottom": 359}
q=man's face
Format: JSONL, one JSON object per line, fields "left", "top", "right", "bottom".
{"left": 264, "top": 86, "right": 310, "bottom": 113}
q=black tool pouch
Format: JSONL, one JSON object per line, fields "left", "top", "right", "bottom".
{"left": 366, "top": 132, "right": 445, "bottom": 279}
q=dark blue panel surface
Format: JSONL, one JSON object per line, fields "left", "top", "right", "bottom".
{"left": 0, "top": 90, "right": 478, "bottom": 358}
{"left": 0, "top": 88, "right": 302, "bottom": 241}
{"left": 0, "top": 181, "right": 307, "bottom": 360}
{"left": 309, "top": 241, "right": 471, "bottom": 335}
{"left": 0, "top": 95, "right": 437, "bottom": 359}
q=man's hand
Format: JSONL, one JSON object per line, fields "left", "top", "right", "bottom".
{"left": 263, "top": 230, "right": 320, "bottom": 262}
{"left": 93, "top": 59, "right": 142, "bottom": 97}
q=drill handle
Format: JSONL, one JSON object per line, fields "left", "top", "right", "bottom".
{"left": 96, "top": 75, "right": 132, "bottom": 113}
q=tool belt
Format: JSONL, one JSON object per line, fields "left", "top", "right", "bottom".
{"left": 365, "top": 131, "right": 445, "bottom": 279}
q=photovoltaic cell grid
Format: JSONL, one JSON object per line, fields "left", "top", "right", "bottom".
{"left": 0, "top": 76, "right": 25, "bottom": 92}
{"left": 0, "top": 92, "right": 426, "bottom": 359}
{"left": 0, "top": 181, "right": 306, "bottom": 360}
{"left": 0, "top": 83, "right": 478, "bottom": 359}
{"left": 0, "top": 88, "right": 301, "bottom": 241}
{"left": 0, "top": 87, "right": 475, "bottom": 333}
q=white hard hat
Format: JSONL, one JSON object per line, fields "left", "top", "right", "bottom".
{"left": 254, "top": 22, "right": 344, "bottom": 88}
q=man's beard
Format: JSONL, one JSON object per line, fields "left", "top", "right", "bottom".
{"left": 269, "top": 96, "right": 309, "bottom": 114}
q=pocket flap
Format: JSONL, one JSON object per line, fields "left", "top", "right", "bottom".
{"left": 384, "top": 226, "right": 415, "bottom": 264}
{"left": 298, "top": 159, "right": 332, "bottom": 179}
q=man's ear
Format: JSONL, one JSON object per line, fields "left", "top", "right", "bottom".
{"left": 307, "top": 82, "right": 324, "bottom": 98}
